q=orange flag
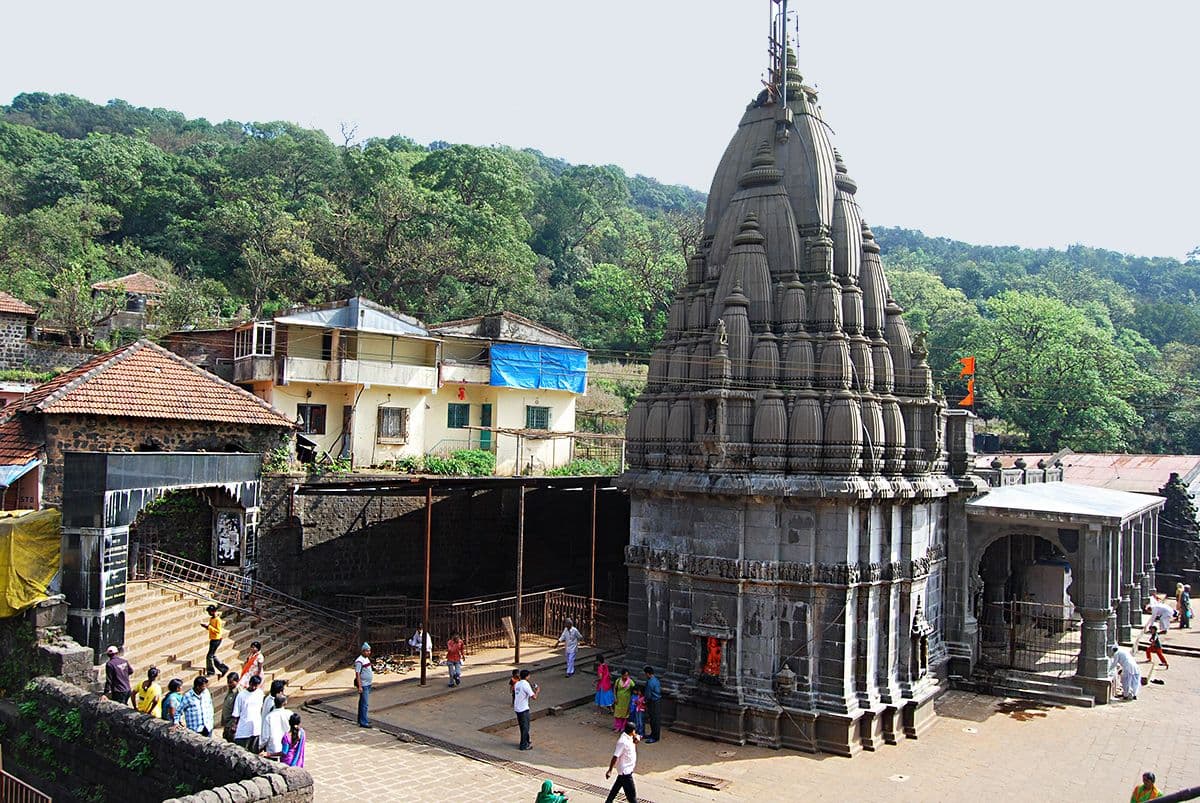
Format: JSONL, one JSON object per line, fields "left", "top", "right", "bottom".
{"left": 958, "top": 356, "right": 976, "bottom": 378}
{"left": 959, "top": 377, "right": 975, "bottom": 407}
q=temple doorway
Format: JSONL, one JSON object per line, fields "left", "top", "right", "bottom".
{"left": 977, "top": 533, "right": 1080, "bottom": 677}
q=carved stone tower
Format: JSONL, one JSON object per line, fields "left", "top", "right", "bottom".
{"left": 621, "top": 36, "right": 966, "bottom": 755}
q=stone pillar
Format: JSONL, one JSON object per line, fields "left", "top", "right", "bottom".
{"left": 943, "top": 410, "right": 975, "bottom": 478}
{"left": 1076, "top": 607, "right": 1112, "bottom": 703}
{"left": 61, "top": 525, "right": 129, "bottom": 654}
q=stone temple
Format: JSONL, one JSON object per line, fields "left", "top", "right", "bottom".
{"left": 620, "top": 40, "right": 1163, "bottom": 755}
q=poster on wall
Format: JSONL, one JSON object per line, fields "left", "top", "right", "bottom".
{"left": 213, "top": 510, "right": 243, "bottom": 567}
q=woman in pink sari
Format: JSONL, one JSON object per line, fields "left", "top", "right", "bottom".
{"left": 594, "top": 654, "right": 615, "bottom": 712}
{"left": 276, "top": 712, "right": 305, "bottom": 767}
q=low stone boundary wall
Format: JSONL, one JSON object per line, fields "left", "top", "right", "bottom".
{"left": 0, "top": 677, "right": 313, "bottom": 803}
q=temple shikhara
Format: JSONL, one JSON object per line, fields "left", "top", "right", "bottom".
{"left": 620, "top": 5, "right": 1164, "bottom": 756}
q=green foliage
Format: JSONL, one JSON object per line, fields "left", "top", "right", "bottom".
{"left": 0, "top": 95, "right": 702, "bottom": 352}
{"left": 307, "top": 455, "right": 353, "bottom": 476}
{"left": 123, "top": 745, "right": 154, "bottom": 774}
{"left": 142, "top": 490, "right": 205, "bottom": 516}
{"left": 263, "top": 440, "right": 294, "bottom": 473}
{"left": 379, "top": 455, "right": 424, "bottom": 474}
{"left": 546, "top": 458, "right": 621, "bottom": 476}
{"left": 0, "top": 368, "right": 59, "bottom": 382}
{"left": 423, "top": 449, "right": 495, "bottom": 476}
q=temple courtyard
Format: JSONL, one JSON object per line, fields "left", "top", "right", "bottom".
{"left": 297, "top": 638, "right": 1200, "bottom": 801}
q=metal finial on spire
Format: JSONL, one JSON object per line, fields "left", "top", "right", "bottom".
{"left": 768, "top": 0, "right": 792, "bottom": 106}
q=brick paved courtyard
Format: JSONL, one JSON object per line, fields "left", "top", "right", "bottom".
{"left": 300, "top": 646, "right": 1200, "bottom": 802}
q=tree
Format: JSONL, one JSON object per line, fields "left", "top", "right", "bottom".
{"left": 1157, "top": 472, "right": 1200, "bottom": 578}
{"left": 44, "top": 264, "right": 122, "bottom": 345}
{"left": 887, "top": 269, "right": 982, "bottom": 389}
{"left": 968, "top": 291, "right": 1149, "bottom": 451}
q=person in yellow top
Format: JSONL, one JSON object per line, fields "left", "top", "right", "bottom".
{"left": 204, "top": 605, "right": 230, "bottom": 676}
{"left": 134, "top": 666, "right": 163, "bottom": 715}
{"left": 1132, "top": 771, "right": 1161, "bottom": 802}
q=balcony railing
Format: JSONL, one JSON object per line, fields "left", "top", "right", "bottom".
{"left": 281, "top": 356, "right": 437, "bottom": 389}
{"left": 440, "top": 362, "right": 490, "bottom": 384}
{"left": 232, "top": 354, "right": 274, "bottom": 384}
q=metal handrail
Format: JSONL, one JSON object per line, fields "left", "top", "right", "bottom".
{"left": 136, "top": 550, "right": 356, "bottom": 642}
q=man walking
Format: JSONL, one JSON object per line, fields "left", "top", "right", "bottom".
{"left": 642, "top": 666, "right": 662, "bottom": 743}
{"left": 203, "top": 605, "right": 230, "bottom": 676}
{"left": 232, "top": 675, "right": 265, "bottom": 752}
{"left": 513, "top": 669, "right": 538, "bottom": 750}
{"left": 102, "top": 645, "right": 133, "bottom": 705}
{"left": 446, "top": 632, "right": 465, "bottom": 688}
{"left": 221, "top": 672, "right": 241, "bottom": 741}
{"left": 604, "top": 721, "right": 641, "bottom": 802}
{"left": 557, "top": 619, "right": 583, "bottom": 677}
{"left": 175, "top": 675, "right": 215, "bottom": 736}
{"left": 354, "top": 643, "right": 373, "bottom": 728}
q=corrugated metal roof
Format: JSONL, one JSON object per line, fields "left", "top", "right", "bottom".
{"left": 967, "top": 482, "right": 1164, "bottom": 524}
{"left": 275, "top": 297, "right": 430, "bottom": 338}
{"left": 976, "top": 452, "right": 1200, "bottom": 493}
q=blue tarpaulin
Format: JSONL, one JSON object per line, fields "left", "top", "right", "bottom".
{"left": 490, "top": 343, "right": 587, "bottom": 394}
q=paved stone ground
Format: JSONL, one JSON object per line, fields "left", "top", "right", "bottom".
{"left": 300, "top": 646, "right": 1200, "bottom": 802}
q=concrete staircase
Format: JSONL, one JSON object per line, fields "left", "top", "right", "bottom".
{"left": 967, "top": 667, "right": 1096, "bottom": 708}
{"left": 117, "top": 580, "right": 357, "bottom": 710}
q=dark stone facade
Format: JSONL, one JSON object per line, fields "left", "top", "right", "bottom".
{"left": 0, "top": 677, "right": 313, "bottom": 803}
{"left": 0, "top": 311, "right": 31, "bottom": 370}
{"left": 40, "top": 413, "right": 285, "bottom": 506}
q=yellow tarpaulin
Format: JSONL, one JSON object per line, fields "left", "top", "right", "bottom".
{"left": 0, "top": 508, "right": 61, "bottom": 618}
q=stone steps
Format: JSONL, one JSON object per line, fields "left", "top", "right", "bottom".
{"left": 111, "top": 581, "right": 352, "bottom": 701}
{"left": 975, "top": 668, "right": 1095, "bottom": 708}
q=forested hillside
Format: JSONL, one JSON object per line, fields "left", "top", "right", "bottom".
{"left": 0, "top": 92, "right": 703, "bottom": 352}
{"left": 2, "top": 92, "right": 1199, "bottom": 454}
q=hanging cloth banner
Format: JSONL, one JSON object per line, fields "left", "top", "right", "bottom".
{"left": 959, "top": 377, "right": 975, "bottom": 407}
{"left": 958, "top": 356, "right": 976, "bottom": 378}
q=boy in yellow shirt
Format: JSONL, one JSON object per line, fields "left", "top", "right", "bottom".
{"left": 204, "top": 605, "right": 230, "bottom": 676}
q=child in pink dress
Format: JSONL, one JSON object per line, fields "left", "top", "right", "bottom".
{"left": 594, "top": 654, "right": 615, "bottom": 711}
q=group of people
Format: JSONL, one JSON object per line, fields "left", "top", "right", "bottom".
{"left": 99, "top": 605, "right": 306, "bottom": 767}
{"left": 352, "top": 627, "right": 467, "bottom": 729}
{"left": 593, "top": 656, "right": 662, "bottom": 744}
{"left": 1109, "top": 590, "right": 1195, "bottom": 701}
{"left": 510, "top": 640, "right": 661, "bottom": 803}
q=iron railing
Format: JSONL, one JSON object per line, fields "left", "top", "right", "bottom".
{"left": 981, "top": 600, "right": 1081, "bottom": 677}
{"left": 342, "top": 588, "right": 628, "bottom": 655}
{"left": 135, "top": 549, "right": 357, "bottom": 646}
{"left": 0, "top": 746, "right": 51, "bottom": 803}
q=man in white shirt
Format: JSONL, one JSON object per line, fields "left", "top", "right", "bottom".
{"left": 604, "top": 721, "right": 641, "bottom": 802}
{"left": 512, "top": 669, "right": 538, "bottom": 750}
{"left": 557, "top": 619, "right": 583, "bottom": 677}
{"left": 1109, "top": 644, "right": 1141, "bottom": 701}
{"left": 232, "top": 674, "right": 266, "bottom": 752}
{"left": 409, "top": 626, "right": 433, "bottom": 659}
{"left": 261, "top": 693, "right": 293, "bottom": 756}
{"left": 1145, "top": 601, "right": 1174, "bottom": 635}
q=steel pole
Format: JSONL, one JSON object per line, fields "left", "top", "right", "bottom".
{"left": 515, "top": 484, "right": 526, "bottom": 665}
{"left": 421, "top": 486, "right": 432, "bottom": 686}
{"left": 590, "top": 481, "right": 598, "bottom": 641}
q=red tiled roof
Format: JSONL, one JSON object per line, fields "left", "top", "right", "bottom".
{"left": 90, "top": 272, "right": 168, "bottom": 296}
{"left": 11, "top": 340, "right": 294, "bottom": 428}
{"left": 0, "top": 418, "right": 42, "bottom": 466}
{"left": 0, "top": 291, "right": 36, "bottom": 317}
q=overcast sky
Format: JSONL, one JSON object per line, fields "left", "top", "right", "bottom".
{"left": 2, "top": 1, "right": 1195, "bottom": 258}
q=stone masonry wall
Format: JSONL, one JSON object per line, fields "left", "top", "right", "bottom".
{"left": 0, "top": 677, "right": 312, "bottom": 803}
{"left": 40, "top": 413, "right": 287, "bottom": 506}
{"left": 22, "top": 339, "right": 97, "bottom": 372}
{"left": 257, "top": 474, "right": 630, "bottom": 602}
{"left": 0, "top": 313, "right": 30, "bottom": 370}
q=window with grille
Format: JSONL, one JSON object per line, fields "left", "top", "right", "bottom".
{"left": 447, "top": 403, "right": 470, "bottom": 429}
{"left": 377, "top": 407, "right": 410, "bottom": 442}
{"left": 525, "top": 405, "right": 550, "bottom": 430}
{"left": 297, "top": 403, "right": 327, "bottom": 435}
